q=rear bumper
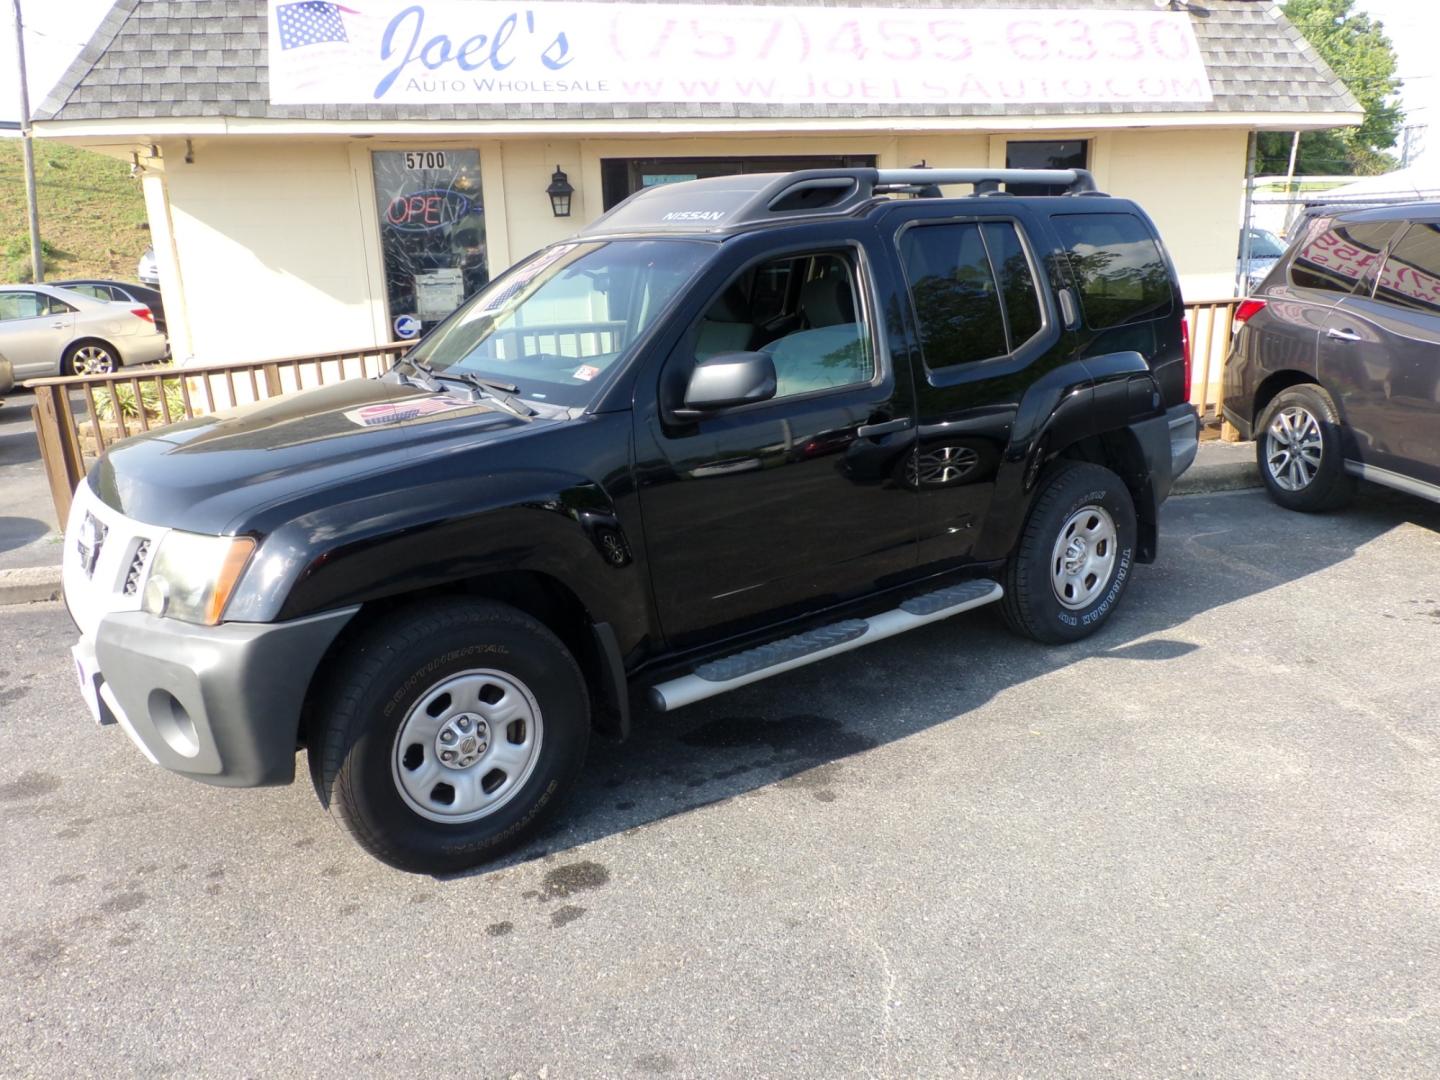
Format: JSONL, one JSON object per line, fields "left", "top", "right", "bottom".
{"left": 115, "top": 333, "right": 170, "bottom": 367}
{"left": 1132, "top": 402, "right": 1199, "bottom": 506}
{"left": 85, "top": 607, "right": 357, "bottom": 787}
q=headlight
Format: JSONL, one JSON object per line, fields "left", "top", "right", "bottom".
{"left": 141, "top": 532, "right": 255, "bottom": 625}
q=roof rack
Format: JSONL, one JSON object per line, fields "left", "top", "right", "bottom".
{"left": 583, "top": 167, "right": 1103, "bottom": 236}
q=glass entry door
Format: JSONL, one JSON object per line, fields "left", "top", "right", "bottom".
{"left": 372, "top": 150, "right": 488, "bottom": 340}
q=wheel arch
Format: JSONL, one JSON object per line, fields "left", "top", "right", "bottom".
{"left": 1252, "top": 370, "right": 1326, "bottom": 430}
{"left": 300, "top": 570, "right": 629, "bottom": 755}
{"left": 63, "top": 336, "right": 120, "bottom": 373}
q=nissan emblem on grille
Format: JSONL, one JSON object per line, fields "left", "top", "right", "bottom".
{"left": 76, "top": 512, "right": 108, "bottom": 578}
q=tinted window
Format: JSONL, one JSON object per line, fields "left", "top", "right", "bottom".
{"left": 0, "top": 292, "right": 45, "bottom": 321}
{"left": 1007, "top": 140, "right": 1088, "bottom": 197}
{"left": 1053, "top": 213, "right": 1172, "bottom": 329}
{"left": 981, "top": 222, "right": 1044, "bottom": 347}
{"left": 46, "top": 297, "right": 75, "bottom": 315}
{"left": 692, "top": 251, "right": 873, "bottom": 400}
{"left": 65, "top": 284, "right": 110, "bottom": 302}
{"left": 1288, "top": 218, "right": 1396, "bottom": 296}
{"left": 901, "top": 223, "right": 1007, "bottom": 369}
{"left": 1376, "top": 223, "right": 1440, "bottom": 315}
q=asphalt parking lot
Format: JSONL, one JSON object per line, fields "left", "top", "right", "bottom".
{"left": 3, "top": 488, "right": 1440, "bottom": 1078}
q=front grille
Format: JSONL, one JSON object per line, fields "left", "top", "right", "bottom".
{"left": 122, "top": 539, "right": 151, "bottom": 596}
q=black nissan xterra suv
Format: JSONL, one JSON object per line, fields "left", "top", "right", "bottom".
{"left": 63, "top": 168, "right": 1198, "bottom": 873}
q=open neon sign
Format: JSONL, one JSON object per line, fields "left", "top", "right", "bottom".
{"left": 384, "top": 188, "right": 473, "bottom": 232}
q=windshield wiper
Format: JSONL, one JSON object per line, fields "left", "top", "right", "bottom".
{"left": 401, "top": 356, "right": 535, "bottom": 421}
{"left": 393, "top": 355, "right": 441, "bottom": 392}
{"left": 437, "top": 369, "right": 536, "bottom": 421}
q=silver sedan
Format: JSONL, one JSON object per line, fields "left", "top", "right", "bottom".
{"left": 0, "top": 283, "right": 169, "bottom": 379}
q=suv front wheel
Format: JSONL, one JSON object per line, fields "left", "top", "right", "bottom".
{"left": 309, "top": 599, "right": 590, "bottom": 874}
{"left": 1002, "top": 461, "right": 1138, "bottom": 644}
{"left": 1256, "top": 384, "right": 1355, "bottom": 513}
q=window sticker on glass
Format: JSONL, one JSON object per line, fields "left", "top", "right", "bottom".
{"left": 414, "top": 268, "right": 465, "bottom": 320}
{"left": 572, "top": 364, "right": 601, "bottom": 381}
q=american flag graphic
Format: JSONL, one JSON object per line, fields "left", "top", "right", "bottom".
{"left": 276, "top": 1, "right": 353, "bottom": 50}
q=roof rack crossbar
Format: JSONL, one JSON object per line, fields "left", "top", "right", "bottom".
{"left": 871, "top": 168, "right": 1098, "bottom": 194}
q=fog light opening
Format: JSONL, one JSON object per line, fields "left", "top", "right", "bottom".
{"left": 148, "top": 689, "right": 199, "bottom": 758}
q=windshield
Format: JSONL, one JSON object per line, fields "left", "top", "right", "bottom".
{"left": 409, "top": 239, "right": 712, "bottom": 407}
{"left": 1243, "top": 229, "right": 1287, "bottom": 259}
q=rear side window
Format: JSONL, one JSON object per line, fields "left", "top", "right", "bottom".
{"left": 1376, "top": 223, "right": 1440, "bottom": 315}
{"left": 1052, "top": 212, "right": 1173, "bottom": 329}
{"left": 900, "top": 221, "right": 1043, "bottom": 371}
{"left": 1288, "top": 219, "right": 1396, "bottom": 296}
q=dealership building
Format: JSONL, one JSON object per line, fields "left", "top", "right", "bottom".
{"left": 35, "top": 0, "right": 1360, "bottom": 365}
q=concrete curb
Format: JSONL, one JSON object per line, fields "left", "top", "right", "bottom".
{"left": 0, "top": 566, "right": 63, "bottom": 607}
{"left": 1172, "top": 440, "right": 1261, "bottom": 496}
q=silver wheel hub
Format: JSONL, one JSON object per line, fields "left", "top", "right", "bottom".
{"left": 73, "top": 347, "right": 115, "bottom": 375}
{"left": 1050, "top": 504, "right": 1118, "bottom": 611}
{"left": 1265, "top": 406, "right": 1323, "bottom": 492}
{"left": 391, "top": 669, "right": 543, "bottom": 824}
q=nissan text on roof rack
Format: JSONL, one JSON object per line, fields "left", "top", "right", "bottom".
{"left": 63, "top": 168, "right": 1199, "bottom": 873}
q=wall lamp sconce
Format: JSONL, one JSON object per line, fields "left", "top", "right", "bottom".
{"left": 546, "top": 165, "right": 574, "bottom": 218}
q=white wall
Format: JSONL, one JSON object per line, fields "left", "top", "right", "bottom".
{"left": 161, "top": 139, "right": 380, "bottom": 363}
{"left": 155, "top": 128, "right": 1250, "bottom": 363}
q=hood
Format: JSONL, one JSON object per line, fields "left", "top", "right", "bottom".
{"left": 92, "top": 378, "right": 554, "bottom": 533}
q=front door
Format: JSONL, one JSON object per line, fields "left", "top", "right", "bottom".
{"left": 0, "top": 291, "right": 75, "bottom": 377}
{"left": 1321, "top": 219, "right": 1440, "bottom": 486}
{"left": 635, "top": 229, "right": 918, "bottom": 648}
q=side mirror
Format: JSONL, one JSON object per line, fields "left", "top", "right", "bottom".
{"left": 678, "top": 351, "right": 777, "bottom": 415}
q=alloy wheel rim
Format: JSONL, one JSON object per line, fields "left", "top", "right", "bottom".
{"left": 391, "top": 668, "right": 543, "bottom": 824}
{"left": 1265, "top": 406, "right": 1323, "bottom": 492}
{"left": 1050, "top": 504, "right": 1118, "bottom": 611}
{"left": 73, "top": 347, "right": 116, "bottom": 375}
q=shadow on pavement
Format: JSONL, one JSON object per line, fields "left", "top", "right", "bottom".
{"left": 0, "top": 516, "right": 52, "bottom": 554}
{"left": 448, "top": 487, "right": 1440, "bottom": 879}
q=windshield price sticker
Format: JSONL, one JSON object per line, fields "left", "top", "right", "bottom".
{"left": 269, "top": 3, "right": 1212, "bottom": 106}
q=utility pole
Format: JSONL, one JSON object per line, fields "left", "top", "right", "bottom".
{"left": 11, "top": 0, "right": 43, "bottom": 282}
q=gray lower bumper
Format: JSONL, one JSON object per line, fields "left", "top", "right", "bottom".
{"left": 92, "top": 607, "right": 357, "bottom": 787}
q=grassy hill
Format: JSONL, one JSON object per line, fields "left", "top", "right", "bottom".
{"left": 0, "top": 139, "right": 150, "bottom": 284}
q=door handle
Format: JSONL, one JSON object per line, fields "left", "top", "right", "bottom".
{"left": 51, "top": 322, "right": 65, "bottom": 329}
{"left": 856, "top": 417, "right": 912, "bottom": 439}
{"left": 1326, "top": 327, "right": 1362, "bottom": 343}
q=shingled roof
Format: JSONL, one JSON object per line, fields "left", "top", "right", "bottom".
{"left": 36, "top": 0, "right": 1362, "bottom": 124}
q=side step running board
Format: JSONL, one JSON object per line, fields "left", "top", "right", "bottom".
{"left": 648, "top": 579, "right": 1003, "bottom": 712}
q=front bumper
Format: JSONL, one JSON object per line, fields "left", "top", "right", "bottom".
{"left": 81, "top": 607, "right": 356, "bottom": 787}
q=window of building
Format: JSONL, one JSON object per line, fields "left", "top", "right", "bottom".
{"left": 600, "top": 155, "right": 876, "bottom": 211}
{"left": 899, "top": 221, "right": 1043, "bottom": 371}
{"left": 1288, "top": 219, "right": 1398, "bottom": 297}
{"left": 689, "top": 251, "right": 873, "bottom": 400}
{"left": 1005, "top": 140, "right": 1089, "bottom": 196}
{"left": 1374, "top": 223, "right": 1440, "bottom": 315}
{"left": 1052, "top": 213, "right": 1173, "bottom": 329}
{"left": 372, "top": 150, "right": 488, "bottom": 338}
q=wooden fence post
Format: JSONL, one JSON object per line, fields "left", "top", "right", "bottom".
{"left": 31, "top": 385, "right": 85, "bottom": 524}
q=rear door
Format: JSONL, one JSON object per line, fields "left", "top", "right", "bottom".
{"left": 0, "top": 291, "right": 75, "bottom": 377}
{"left": 882, "top": 205, "right": 1060, "bottom": 569}
{"left": 1320, "top": 219, "right": 1440, "bottom": 486}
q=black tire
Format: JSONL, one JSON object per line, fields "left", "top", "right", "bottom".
{"left": 1254, "top": 384, "right": 1355, "bottom": 513}
{"left": 63, "top": 341, "right": 119, "bottom": 377}
{"left": 309, "top": 599, "right": 590, "bottom": 874}
{"left": 1001, "top": 461, "right": 1138, "bottom": 645}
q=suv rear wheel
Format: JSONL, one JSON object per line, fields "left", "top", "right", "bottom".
{"left": 310, "top": 599, "right": 590, "bottom": 874}
{"left": 1002, "top": 461, "right": 1138, "bottom": 644}
{"left": 1256, "top": 384, "right": 1355, "bottom": 512}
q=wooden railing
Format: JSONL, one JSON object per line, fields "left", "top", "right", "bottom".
{"left": 26, "top": 300, "right": 1244, "bottom": 522}
{"left": 26, "top": 342, "right": 410, "bottom": 522}
{"left": 1184, "top": 298, "right": 1242, "bottom": 425}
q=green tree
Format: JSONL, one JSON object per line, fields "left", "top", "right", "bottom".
{"left": 1258, "top": 0, "right": 1405, "bottom": 176}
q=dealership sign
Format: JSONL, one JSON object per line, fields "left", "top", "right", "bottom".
{"left": 268, "top": 2, "right": 1213, "bottom": 106}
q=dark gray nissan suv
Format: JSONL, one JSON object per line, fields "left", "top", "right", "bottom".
{"left": 1223, "top": 204, "right": 1440, "bottom": 511}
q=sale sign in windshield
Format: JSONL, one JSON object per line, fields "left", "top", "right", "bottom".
{"left": 268, "top": 2, "right": 1213, "bottom": 106}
